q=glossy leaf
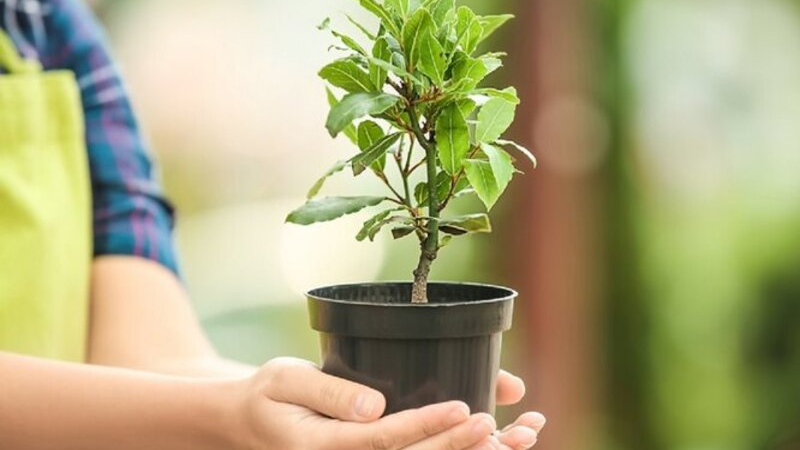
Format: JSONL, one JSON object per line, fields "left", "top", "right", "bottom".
{"left": 391, "top": 226, "right": 417, "bottom": 239}
{"left": 325, "top": 92, "right": 399, "bottom": 137}
{"left": 351, "top": 132, "right": 401, "bottom": 175}
{"left": 325, "top": 87, "right": 358, "bottom": 143}
{"left": 331, "top": 29, "right": 368, "bottom": 56}
{"left": 481, "top": 143, "right": 515, "bottom": 192}
{"left": 472, "top": 87, "right": 519, "bottom": 104}
{"left": 417, "top": 30, "right": 447, "bottom": 85}
{"left": 475, "top": 96, "right": 516, "bottom": 143}
{"left": 402, "top": 8, "right": 436, "bottom": 69}
{"left": 366, "top": 215, "right": 414, "bottom": 241}
{"left": 356, "top": 209, "right": 395, "bottom": 241}
{"left": 476, "top": 14, "right": 514, "bottom": 45}
{"left": 307, "top": 160, "right": 347, "bottom": 199}
{"left": 440, "top": 213, "right": 492, "bottom": 235}
{"left": 496, "top": 138, "right": 537, "bottom": 168}
{"left": 357, "top": 121, "right": 387, "bottom": 172}
{"left": 386, "top": 0, "right": 421, "bottom": 18}
{"left": 435, "top": 103, "right": 470, "bottom": 174}
{"left": 464, "top": 159, "right": 503, "bottom": 210}
{"left": 319, "top": 59, "right": 375, "bottom": 93}
{"left": 456, "top": 98, "right": 477, "bottom": 117}
{"left": 286, "top": 196, "right": 386, "bottom": 225}
{"left": 360, "top": 0, "right": 401, "bottom": 37}
{"left": 455, "top": 7, "right": 482, "bottom": 54}
{"left": 425, "top": 0, "right": 456, "bottom": 26}
{"left": 414, "top": 171, "right": 452, "bottom": 204}
{"left": 367, "top": 57, "right": 424, "bottom": 84}
{"left": 451, "top": 53, "right": 489, "bottom": 90}
{"left": 370, "top": 38, "right": 391, "bottom": 88}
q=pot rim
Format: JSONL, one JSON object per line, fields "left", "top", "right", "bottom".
{"left": 306, "top": 280, "right": 518, "bottom": 308}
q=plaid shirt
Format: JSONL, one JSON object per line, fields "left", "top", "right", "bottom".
{"left": 1, "top": 0, "right": 179, "bottom": 275}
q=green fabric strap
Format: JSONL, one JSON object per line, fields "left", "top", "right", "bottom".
{"left": 0, "top": 29, "right": 92, "bottom": 362}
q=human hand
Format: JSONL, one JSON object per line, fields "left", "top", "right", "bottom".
{"left": 492, "top": 369, "right": 547, "bottom": 449}
{"left": 227, "top": 357, "right": 544, "bottom": 450}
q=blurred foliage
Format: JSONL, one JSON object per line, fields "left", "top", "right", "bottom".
{"left": 94, "top": 0, "right": 800, "bottom": 448}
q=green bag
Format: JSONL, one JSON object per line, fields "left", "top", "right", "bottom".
{"left": 0, "top": 29, "right": 92, "bottom": 362}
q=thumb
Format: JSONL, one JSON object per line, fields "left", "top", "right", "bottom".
{"left": 263, "top": 358, "right": 386, "bottom": 422}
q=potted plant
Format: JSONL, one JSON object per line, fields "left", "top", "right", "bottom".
{"left": 286, "top": 0, "right": 536, "bottom": 415}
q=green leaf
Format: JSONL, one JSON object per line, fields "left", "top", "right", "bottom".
{"left": 331, "top": 29, "right": 368, "bottom": 56}
{"left": 456, "top": 98, "right": 477, "bottom": 117}
{"left": 455, "top": 7, "right": 482, "bottom": 54}
{"left": 414, "top": 171, "right": 452, "bottom": 204}
{"left": 286, "top": 196, "right": 386, "bottom": 225}
{"left": 346, "top": 14, "right": 376, "bottom": 40}
{"left": 307, "top": 160, "right": 348, "bottom": 199}
{"left": 325, "top": 92, "right": 400, "bottom": 137}
{"left": 481, "top": 143, "right": 515, "bottom": 192}
{"left": 325, "top": 87, "right": 358, "bottom": 143}
{"left": 370, "top": 38, "right": 391, "bottom": 88}
{"left": 318, "top": 17, "right": 332, "bottom": 30}
{"left": 435, "top": 103, "right": 470, "bottom": 174}
{"left": 366, "top": 57, "right": 424, "bottom": 85}
{"left": 476, "top": 14, "right": 514, "bottom": 45}
{"left": 478, "top": 54, "right": 503, "bottom": 73}
{"left": 366, "top": 215, "right": 414, "bottom": 241}
{"left": 496, "top": 138, "right": 537, "bottom": 168}
{"left": 357, "top": 120, "right": 387, "bottom": 172}
{"left": 319, "top": 59, "right": 375, "bottom": 93}
{"left": 357, "top": 120, "right": 385, "bottom": 150}
{"left": 356, "top": 209, "right": 395, "bottom": 241}
{"left": 351, "top": 132, "right": 402, "bottom": 175}
{"left": 386, "top": 0, "right": 421, "bottom": 18}
{"left": 402, "top": 8, "right": 436, "bottom": 70}
{"left": 417, "top": 30, "right": 447, "bottom": 85}
{"left": 471, "top": 87, "right": 519, "bottom": 104}
{"left": 440, "top": 213, "right": 492, "bottom": 235}
{"left": 391, "top": 226, "right": 417, "bottom": 239}
{"left": 464, "top": 159, "right": 503, "bottom": 210}
{"left": 425, "top": 0, "right": 456, "bottom": 26}
{"left": 438, "top": 234, "right": 453, "bottom": 248}
{"left": 360, "top": 0, "right": 401, "bottom": 37}
{"left": 451, "top": 53, "right": 489, "bottom": 90}
{"left": 475, "top": 97, "right": 516, "bottom": 143}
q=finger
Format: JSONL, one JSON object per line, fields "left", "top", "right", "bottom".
{"left": 463, "top": 435, "right": 507, "bottom": 450}
{"left": 317, "top": 401, "right": 471, "bottom": 450}
{"left": 497, "top": 426, "right": 538, "bottom": 450}
{"left": 264, "top": 358, "right": 385, "bottom": 422}
{"left": 496, "top": 370, "right": 526, "bottom": 406}
{"left": 500, "top": 412, "right": 546, "bottom": 434}
{"left": 403, "top": 413, "right": 497, "bottom": 450}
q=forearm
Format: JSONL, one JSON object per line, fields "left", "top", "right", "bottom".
{"left": 88, "top": 256, "right": 256, "bottom": 378}
{"left": 0, "top": 351, "right": 238, "bottom": 450}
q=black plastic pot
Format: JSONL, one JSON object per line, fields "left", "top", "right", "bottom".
{"left": 306, "top": 282, "right": 516, "bottom": 415}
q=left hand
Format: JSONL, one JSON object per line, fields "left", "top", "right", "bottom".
{"left": 491, "top": 370, "right": 546, "bottom": 450}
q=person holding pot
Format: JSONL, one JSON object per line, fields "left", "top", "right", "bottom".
{"left": 0, "top": 1, "right": 546, "bottom": 449}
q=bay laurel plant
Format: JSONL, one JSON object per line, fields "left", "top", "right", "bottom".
{"left": 286, "top": 0, "right": 536, "bottom": 303}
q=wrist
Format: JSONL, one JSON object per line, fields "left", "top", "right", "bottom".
{"left": 186, "top": 378, "right": 249, "bottom": 450}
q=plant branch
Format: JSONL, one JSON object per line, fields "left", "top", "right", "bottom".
{"left": 407, "top": 105, "right": 439, "bottom": 303}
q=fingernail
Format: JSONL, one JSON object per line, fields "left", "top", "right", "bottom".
{"left": 471, "top": 414, "right": 496, "bottom": 437}
{"left": 530, "top": 412, "right": 547, "bottom": 427}
{"left": 354, "top": 393, "right": 379, "bottom": 418}
{"left": 446, "top": 403, "right": 470, "bottom": 426}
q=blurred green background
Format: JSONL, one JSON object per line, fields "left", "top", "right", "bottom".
{"left": 88, "top": 0, "right": 800, "bottom": 449}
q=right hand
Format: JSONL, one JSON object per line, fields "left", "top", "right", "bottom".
{"left": 227, "top": 357, "right": 507, "bottom": 450}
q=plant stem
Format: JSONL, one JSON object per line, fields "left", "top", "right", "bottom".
{"left": 407, "top": 107, "right": 439, "bottom": 304}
